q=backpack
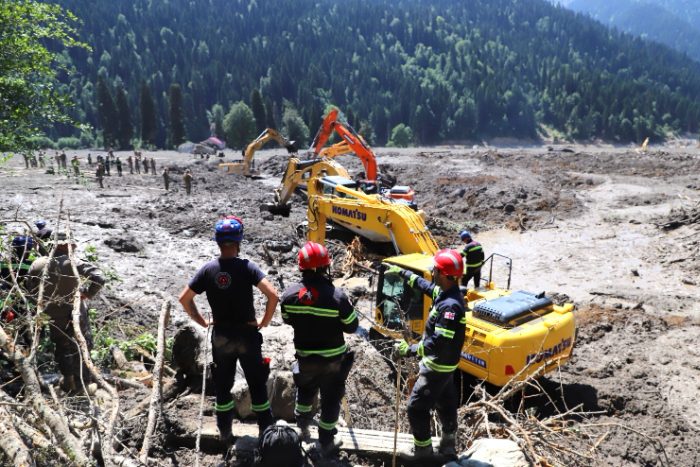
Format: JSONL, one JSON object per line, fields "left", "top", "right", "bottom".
{"left": 255, "top": 421, "right": 306, "bottom": 467}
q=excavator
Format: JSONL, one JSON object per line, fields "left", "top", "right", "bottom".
{"left": 219, "top": 128, "right": 298, "bottom": 177}
{"left": 310, "top": 108, "right": 415, "bottom": 202}
{"left": 293, "top": 171, "right": 576, "bottom": 387}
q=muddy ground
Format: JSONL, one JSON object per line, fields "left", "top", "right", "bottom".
{"left": 1, "top": 142, "right": 699, "bottom": 466}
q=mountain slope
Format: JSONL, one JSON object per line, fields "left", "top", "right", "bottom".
{"left": 53, "top": 0, "right": 700, "bottom": 145}
{"left": 567, "top": 0, "right": 700, "bottom": 62}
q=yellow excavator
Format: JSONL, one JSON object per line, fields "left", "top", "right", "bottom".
{"left": 219, "top": 128, "right": 298, "bottom": 177}
{"left": 287, "top": 171, "right": 576, "bottom": 387}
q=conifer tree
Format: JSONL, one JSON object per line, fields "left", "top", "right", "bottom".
{"left": 115, "top": 84, "right": 132, "bottom": 149}
{"left": 168, "top": 83, "right": 186, "bottom": 148}
{"left": 139, "top": 81, "right": 157, "bottom": 147}
{"left": 96, "top": 75, "right": 118, "bottom": 149}
{"left": 250, "top": 89, "right": 267, "bottom": 133}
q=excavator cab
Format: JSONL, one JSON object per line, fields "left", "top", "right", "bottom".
{"left": 374, "top": 253, "right": 577, "bottom": 387}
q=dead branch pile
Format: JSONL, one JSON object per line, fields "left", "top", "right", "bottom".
{"left": 0, "top": 213, "right": 177, "bottom": 467}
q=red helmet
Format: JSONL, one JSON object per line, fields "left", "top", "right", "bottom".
{"left": 297, "top": 241, "right": 331, "bottom": 270}
{"left": 433, "top": 249, "right": 464, "bottom": 278}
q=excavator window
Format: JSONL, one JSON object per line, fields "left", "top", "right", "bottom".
{"left": 376, "top": 268, "right": 424, "bottom": 329}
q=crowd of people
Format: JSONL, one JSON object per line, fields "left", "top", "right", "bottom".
{"left": 21, "top": 149, "right": 194, "bottom": 194}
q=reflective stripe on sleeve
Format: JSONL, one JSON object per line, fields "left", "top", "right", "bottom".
{"left": 435, "top": 326, "right": 455, "bottom": 339}
{"left": 341, "top": 310, "right": 357, "bottom": 324}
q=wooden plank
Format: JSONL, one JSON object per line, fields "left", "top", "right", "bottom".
{"left": 177, "top": 421, "right": 440, "bottom": 456}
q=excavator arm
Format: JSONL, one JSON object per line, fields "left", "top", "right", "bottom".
{"left": 306, "top": 180, "right": 437, "bottom": 255}
{"left": 265, "top": 158, "right": 351, "bottom": 216}
{"left": 220, "top": 128, "right": 296, "bottom": 176}
{"left": 310, "top": 109, "right": 378, "bottom": 181}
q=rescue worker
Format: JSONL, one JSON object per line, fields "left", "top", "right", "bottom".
{"left": 87, "top": 153, "right": 93, "bottom": 167}
{"left": 35, "top": 220, "right": 53, "bottom": 255}
{"left": 389, "top": 249, "right": 466, "bottom": 460}
{"left": 116, "top": 157, "right": 123, "bottom": 177}
{"left": 71, "top": 155, "right": 80, "bottom": 177}
{"left": 22, "top": 153, "right": 30, "bottom": 169}
{"left": 183, "top": 169, "right": 193, "bottom": 195}
{"left": 60, "top": 151, "right": 67, "bottom": 170}
{"left": 135, "top": 154, "right": 141, "bottom": 174}
{"left": 96, "top": 162, "right": 105, "bottom": 188}
{"left": 143, "top": 157, "right": 149, "bottom": 174}
{"left": 459, "top": 230, "right": 484, "bottom": 289}
{"left": 150, "top": 157, "right": 156, "bottom": 175}
{"left": 1, "top": 236, "right": 36, "bottom": 291}
{"left": 104, "top": 154, "right": 111, "bottom": 176}
{"left": 178, "top": 217, "right": 278, "bottom": 442}
{"left": 0, "top": 236, "right": 36, "bottom": 335}
{"left": 280, "top": 241, "right": 359, "bottom": 456}
{"left": 127, "top": 155, "right": 134, "bottom": 174}
{"left": 35, "top": 220, "right": 52, "bottom": 241}
{"left": 162, "top": 167, "right": 170, "bottom": 190}
{"left": 26, "top": 233, "right": 105, "bottom": 392}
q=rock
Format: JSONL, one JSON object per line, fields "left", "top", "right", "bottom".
{"left": 265, "top": 240, "right": 294, "bottom": 252}
{"left": 104, "top": 235, "right": 142, "bottom": 252}
{"left": 631, "top": 269, "right": 640, "bottom": 277}
{"left": 233, "top": 369, "right": 317, "bottom": 421}
{"left": 171, "top": 325, "right": 205, "bottom": 382}
{"left": 456, "top": 438, "right": 528, "bottom": 467}
{"left": 503, "top": 204, "right": 515, "bottom": 214}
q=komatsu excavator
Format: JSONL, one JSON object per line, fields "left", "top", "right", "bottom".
{"left": 219, "top": 128, "right": 297, "bottom": 177}
{"left": 297, "top": 172, "right": 576, "bottom": 387}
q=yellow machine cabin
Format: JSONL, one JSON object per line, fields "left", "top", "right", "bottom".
{"left": 375, "top": 254, "right": 576, "bottom": 387}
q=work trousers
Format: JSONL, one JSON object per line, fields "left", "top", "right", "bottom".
{"left": 407, "top": 364, "right": 458, "bottom": 447}
{"left": 462, "top": 266, "right": 482, "bottom": 289}
{"left": 47, "top": 304, "right": 93, "bottom": 390}
{"left": 211, "top": 326, "right": 272, "bottom": 433}
{"left": 293, "top": 351, "right": 354, "bottom": 444}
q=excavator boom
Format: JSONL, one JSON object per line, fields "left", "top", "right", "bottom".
{"left": 311, "top": 108, "right": 378, "bottom": 181}
{"left": 219, "top": 128, "right": 297, "bottom": 177}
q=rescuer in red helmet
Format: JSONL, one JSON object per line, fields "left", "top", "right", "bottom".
{"left": 387, "top": 249, "right": 466, "bottom": 461}
{"left": 280, "top": 241, "right": 359, "bottom": 458}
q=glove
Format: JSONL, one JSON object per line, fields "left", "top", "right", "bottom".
{"left": 386, "top": 265, "right": 404, "bottom": 276}
{"left": 393, "top": 339, "right": 410, "bottom": 359}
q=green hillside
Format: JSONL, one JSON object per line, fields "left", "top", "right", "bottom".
{"left": 50, "top": 0, "right": 700, "bottom": 146}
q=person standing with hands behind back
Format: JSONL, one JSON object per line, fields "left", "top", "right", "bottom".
{"left": 178, "top": 216, "right": 279, "bottom": 444}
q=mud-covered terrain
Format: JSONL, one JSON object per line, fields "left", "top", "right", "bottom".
{"left": 1, "top": 143, "right": 699, "bottom": 466}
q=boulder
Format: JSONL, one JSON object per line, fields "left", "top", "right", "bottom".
{"left": 233, "top": 369, "right": 317, "bottom": 421}
{"left": 453, "top": 438, "right": 529, "bottom": 467}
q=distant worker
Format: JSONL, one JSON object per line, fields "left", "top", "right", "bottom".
{"left": 22, "top": 153, "right": 30, "bottom": 169}
{"left": 135, "top": 154, "right": 141, "bottom": 174}
{"left": 38, "top": 152, "right": 46, "bottom": 169}
{"left": 71, "top": 155, "right": 80, "bottom": 177}
{"left": 143, "top": 157, "right": 149, "bottom": 174}
{"left": 116, "top": 157, "right": 123, "bottom": 177}
{"left": 127, "top": 155, "right": 134, "bottom": 174}
{"left": 162, "top": 167, "right": 170, "bottom": 190}
{"left": 183, "top": 169, "right": 193, "bottom": 195}
{"left": 60, "top": 151, "right": 67, "bottom": 170}
{"left": 459, "top": 230, "right": 484, "bottom": 289}
{"left": 280, "top": 241, "right": 358, "bottom": 457}
{"left": 178, "top": 217, "right": 278, "bottom": 442}
{"left": 87, "top": 153, "right": 93, "bottom": 167}
{"left": 104, "top": 155, "right": 111, "bottom": 176}
{"left": 150, "top": 157, "right": 156, "bottom": 175}
{"left": 389, "top": 249, "right": 466, "bottom": 460}
{"left": 27, "top": 233, "right": 104, "bottom": 393}
{"left": 96, "top": 162, "right": 104, "bottom": 189}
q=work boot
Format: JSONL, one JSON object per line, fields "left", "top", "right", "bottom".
{"left": 297, "top": 418, "right": 312, "bottom": 442}
{"left": 217, "top": 410, "right": 235, "bottom": 446}
{"left": 318, "top": 429, "right": 342, "bottom": 458}
{"left": 438, "top": 432, "right": 457, "bottom": 459}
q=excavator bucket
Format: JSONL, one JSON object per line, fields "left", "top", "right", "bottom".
{"left": 260, "top": 202, "right": 291, "bottom": 217}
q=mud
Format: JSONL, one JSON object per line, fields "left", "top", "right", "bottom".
{"left": 1, "top": 143, "right": 699, "bottom": 466}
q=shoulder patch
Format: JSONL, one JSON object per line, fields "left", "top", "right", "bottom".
{"left": 298, "top": 286, "right": 318, "bottom": 305}
{"left": 444, "top": 311, "right": 455, "bottom": 320}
